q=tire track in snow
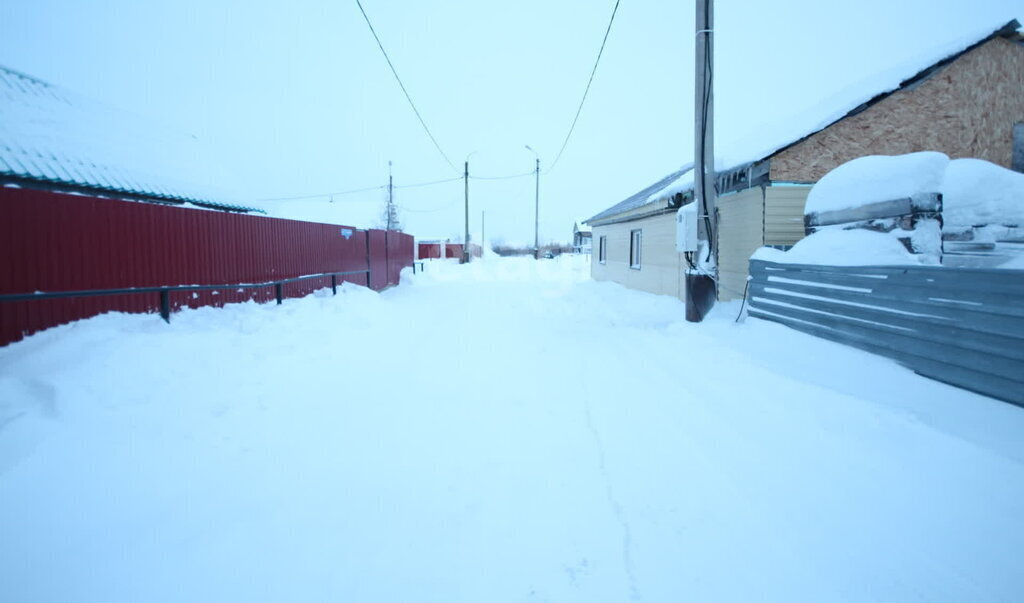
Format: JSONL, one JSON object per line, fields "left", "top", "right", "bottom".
{"left": 582, "top": 394, "right": 643, "bottom": 602}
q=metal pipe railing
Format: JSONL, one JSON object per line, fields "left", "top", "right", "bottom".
{"left": 0, "top": 269, "right": 371, "bottom": 323}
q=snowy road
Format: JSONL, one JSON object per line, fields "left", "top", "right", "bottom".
{"left": 2, "top": 256, "right": 1023, "bottom": 602}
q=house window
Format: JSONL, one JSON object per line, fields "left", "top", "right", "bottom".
{"left": 598, "top": 236, "right": 607, "bottom": 264}
{"left": 629, "top": 229, "right": 642, "bottom": 269}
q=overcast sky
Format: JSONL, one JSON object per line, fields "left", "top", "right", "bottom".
{"left": 1, "top": 1, "right": 1019, "bottom": 244}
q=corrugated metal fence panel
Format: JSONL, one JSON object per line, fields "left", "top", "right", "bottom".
{"left": 387, "top": 232, "right": 414, "bottom": 286}
{"left": 0, "top": 188, "right": 406, "bottom": 345}
{"left": 417, "top": 243, "right": 441, "bottom": 260}
{"left": 747, "top": 259, "right": 1024, "bottom": 406}
{"left": 365, "top": 230, "right": 385, "bottom": 291}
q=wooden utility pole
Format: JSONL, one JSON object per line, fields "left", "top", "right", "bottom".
{"left": 534, "top": 157, "right": 540, "bottom": 260}
{"left": 387, "top": 160, "right": 393, "bottom": 231}
{"left": 525, "top": 145, "right": 540, "bottom": 260}
{"left": 687, "top": 0, "right": 717, "bottom": 322}
{"left": 463, "top": 160, "right": 470, "bottom": 264}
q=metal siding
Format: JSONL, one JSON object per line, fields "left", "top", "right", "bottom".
{"left": 589, "top": 214, "right": 684, "bottom": 299}
{"left": 0, "top": 187, "right": 409, "bottom": 345}
{"left": 717, "top": 188, "right": 765, "bottom": 301}
{"left": 764, "top": 186, "right": 810, "bottom": 246}
{"left": 747, "top": 259, "right": 1024, "bottom": 406}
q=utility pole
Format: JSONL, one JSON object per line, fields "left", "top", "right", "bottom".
{"left": 534, "top": 157, "right": 540, "bottom": 260}
{"left": 481, "top": 210, "right": 486, "bottom": 256}
{"left": 687, "top": 0, "right": 717, "bottom": 322}
{"left": 525, "top": 145, "right": 540, "bottom": 259}
{"left": 387, "top": 160, "right": 393, "bottom": 231}
{"left": 463, "top": 159, "right": 470, "bottom": 264}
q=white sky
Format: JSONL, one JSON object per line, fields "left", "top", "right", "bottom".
{"left": 1, "top": 0, "right": 1019, "bottom": 244}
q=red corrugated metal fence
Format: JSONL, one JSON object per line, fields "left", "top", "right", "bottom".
{"left": 0, "top": 188, "right": 415, "bottom": 345}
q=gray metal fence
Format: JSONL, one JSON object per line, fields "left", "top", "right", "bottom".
{"left": 747, "top": 259, "right": 1024, "bottom": 407}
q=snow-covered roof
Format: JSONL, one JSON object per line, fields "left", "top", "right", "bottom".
{"left": 586, "top": 164, "right": 693, "bottom": 224}
{"left": 587, "top": 19, "right": 1022, "bottom": 225}
{"left": 573, "top": 219, "right": 591, "bottom": 234}
{"left": 0, "top": 65, "right": 261, "bottom": 213}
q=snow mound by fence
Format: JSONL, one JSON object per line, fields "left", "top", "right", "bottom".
{"left": 942, "top": 158, "right": 1024, "bottom": 228}
{"left": 752, "top": 229, "right": 926, "bottom": 266}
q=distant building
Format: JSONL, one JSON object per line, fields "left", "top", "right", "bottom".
{"left": 586, "top": 20, "right": 1024, "bottom": 302}
{"left": 417, "top": 239, "right": 481, "bottom": 260}
{"left": 572, "top": 220, "right": 592, "bottom": 254}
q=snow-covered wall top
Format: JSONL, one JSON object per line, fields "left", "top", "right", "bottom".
{"left": 0, "top": 65, "right": 231, "bottom": 205}
{"left": 942, "top": 159, "right": 1024, "bottom": 228}
{"left": 804, "top": 152, "right": 1024, "bottom": 229}
{"left": 804, "top": 152, "right": 949, "bottom": 214}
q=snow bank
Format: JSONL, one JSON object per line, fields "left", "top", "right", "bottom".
{"left": 752, "top": 228, "right": 924, "bottom": 266}
{"left": 804, "top": 152, "right": 949, "bottom": 215}
{"left": 942, "top": 158, "right": 1024, "bottom": 228}
{"left": 2, "top": 256, "right": 1024, "bottom": 601}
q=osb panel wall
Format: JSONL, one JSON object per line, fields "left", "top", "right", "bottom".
{"left": 771, "top": 38, "right": 1024, "bottom": 182}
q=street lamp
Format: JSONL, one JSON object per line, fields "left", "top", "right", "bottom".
{"left": 463, "top": 151, "right": 478, "bottom": 264}
{"left": 525, "top": 145, "right": 540, "bottom": 260}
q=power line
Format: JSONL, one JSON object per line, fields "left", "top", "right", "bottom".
{"left": 355, "top": 0, "right": 459, "bottom": 173}
{"left": 545, "top": 0, "right": 622, "bottom": 175}
{"left": 469, "top": 171, "right": 536, "bottom": 181}
{"left": 394, "top": 176, "right": 463, "bottom": 189}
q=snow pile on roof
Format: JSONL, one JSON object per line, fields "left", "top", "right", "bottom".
{"left": 591, "top": 20, "right": 1019, "bottom": 221}
{"left": 643, "top": 166, "right": 695, "bottom": 205}
{"left": 586, "top": 164, "right": 692, "bottom": 224}
{"left": 716, "top": 20, "right": 1020, "bottom": 169}
{"left": 752, "top": 228, "right": 925, "bottom": 266}
{"left": 0, "top": 65, "right": 233, "bottom": 204}
{"left": 804, "top": 152, "right": 949, "bottom": 215}
{"left": 942, "top": 158, "right": 1024, "bottom": 228}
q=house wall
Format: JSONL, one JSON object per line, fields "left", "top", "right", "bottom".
{"left": 717, "top": 187, "right": 765, "bottom": 301}
{"left": 771, "top": 37, "right": 1024, "bottom": 181}
{"left": 764, "top": 185, "right": 811, "bottom": 245}
{"left": 591, "top": 212, "right": 684, "bottom": 299}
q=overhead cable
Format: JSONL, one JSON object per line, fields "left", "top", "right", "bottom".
{"left": 545, "top": 0, "right": 622, "bottom": 175}
{"left": 355, "top": 0, "right": 459, "bottom": 173}
{"left": 469, "top": 171, "right": 536, "bottom": 181}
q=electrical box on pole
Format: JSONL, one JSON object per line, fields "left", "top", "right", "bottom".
{"left": 676, "top": 202, "right": 698, "bottom": 252}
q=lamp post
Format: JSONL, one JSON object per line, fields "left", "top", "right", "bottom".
{"left": 463, "top": 151, "right": 478, "bottom": 264}
{"left": 525, "top": 145, "right": 540, "bottom": 259}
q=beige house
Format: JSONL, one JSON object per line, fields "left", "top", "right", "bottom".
{"left": 587, "top": 20, "right": 1024, "bottom": 302}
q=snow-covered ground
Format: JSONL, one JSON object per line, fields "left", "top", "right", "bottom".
{"left": 2, "top": 256, "right": 1023, "bottom": 602}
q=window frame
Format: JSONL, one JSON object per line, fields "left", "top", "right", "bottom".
{"left": 629, "top": 229, "right": 642, "bottom": 270}
{"left": 598, "top": 235, "right": 607, "bottom": 264}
